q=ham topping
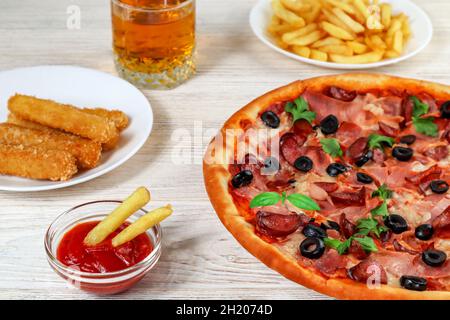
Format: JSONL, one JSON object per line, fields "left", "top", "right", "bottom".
{"left": 348, "top": 258, "right": 388, "bottom": 284}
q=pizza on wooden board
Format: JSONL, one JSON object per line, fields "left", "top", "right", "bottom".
{"left": 203, "top": 74, "right": 450, "bottom": 299}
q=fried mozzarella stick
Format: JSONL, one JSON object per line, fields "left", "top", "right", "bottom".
{"left": 0, "top": 144, "right": 78, "bottom": 181}
{"left": 0, "top": 123, "right": 101, "bottom": 169}
{"left": 8, "top": 94, "right": 119, "bottom": 143}
{"left": 8, "top": 113, "right": 117, "bottom": 151}
{"left": 82, "top": 108, "right": 129, "bottom": 131}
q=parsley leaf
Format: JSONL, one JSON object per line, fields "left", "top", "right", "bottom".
{"left": 324, "top": 237, "right": 352, "bottom": 255}
{"left": 368, "top": 134, "right": 395, "bottom": 150}
{"left": 370, "top": 201, "right": 389, "bottom": 217}
{"left": 371, "top": 184, "right": 393, "bottom": 200}
{"left": 410, "top": 96, "right": 438, "bottom": 137}
{"left": 353, "top": 236, "right": 378, "bottom": 252}
{"left": 356, "top": 217, "right": 388, "bottom": 237}
{"left": 285, "top": 97, "right": 316, "bottom": 124}
{"left": 320, "top": 138, "right": 343, "bottom": 158}
{"left": 286, "top": 193, "right": 320, "bottom": 211}
{"left": 411, "top": 96, "right": 429, "bottom": 117}
{"left": 250, "top": 192, "right": 281, "bottom": 208}
{"left": 413, "top": 117, "right": 438, "bottom": 137}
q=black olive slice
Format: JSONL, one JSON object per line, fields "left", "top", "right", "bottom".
{"left": 262, "top": 157, "right": 280, "bottom": 175}
{"left": 356, "top": 172, "right": 373, "bottom": 184}
{"left": 355, "top": 150, "right": 373, "bottom": 167}
{"left": 422, "top": 249, "right": 447, "bottom": 267}
{"left": 399, "top": 135, "right": 416, "bottom": 145}
{"left": 415, "top": 224, "right": 434, "bottom": 241}
{"left": 261, "top": 111, "right": 280, "bottom": 128}
{"left": 321, "top": 220, "right": 340, "bottom": 232}
{"left": 231, "top": 170, "right": 253, "bottom": 188}
{"left": 384, "top": 214, "right": 408, "bottom": 234}
{"left": 392, "top": 147, "right": 413, "bottom": 161}
{"left": 400, "top": 275, "right": 427, "bottom": 291}
{"left": 440, "top": 101, "right": 450, "bottom": 119}
{"left": 430, "top": 180, "right": 449, "bottom": 194}
{"left": 320, "top": 115, "right": 339, "bottom": 135}
{"left": 299, "top": 237, "right": 325, "bottom": 259}
{"left": 294, "top": 156, "right": 313, "bottom": 172}
{"left": 302, "top": 223, "right": 327, "bottom": 239}
{"left": 326, "top": 163, "right": 347, "bottom": 177}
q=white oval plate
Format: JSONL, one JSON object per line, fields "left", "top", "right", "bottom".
{"left": 250, "top": 0, "right": 433, "bottom": 69}
{"left": 0, "top": 65, "right": 153, "bottom": 192}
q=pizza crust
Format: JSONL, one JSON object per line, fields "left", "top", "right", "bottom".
{"left": 203, "top": 73, "right": 450, "bottom": 300}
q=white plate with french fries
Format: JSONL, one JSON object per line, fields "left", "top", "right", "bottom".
{"left": 0, "top": 65, "right": 153, "bottom": 192}
{"left": 250, "top": 0, "right": 432, "bottom": 69}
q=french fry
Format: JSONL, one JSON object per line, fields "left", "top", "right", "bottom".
{"left": 292, "top": 46, "right": 311, "bottom": 58}
{"left": 319, "top": 44, "right": 353, "bottom": 56}
{"left": 380, "top": 3, "right": 392, "bottom": 29}
{"left": 84, "top": 187, "right": 151, "bottom": 246}
{"left": 384, "top": 50, "right": 400, "bottom": 59}
{"left": 282, "top": 23, "right": 318, "bottom": 43}
{"left": 402, "top": 18, "right": 411, "bottom": 40}
{"left": 302, "top": 3, "right": 322, "bottom": 24}
{"left": 112, "top": 205, "right": 173, "bottom": 247}
{"left": 267, "top": 0, "right": 411, "bottom": 64}
{"left": 272, "top": 0, "right": 305, "bottom": 27}
{"left": 310, "top": 49, "right": 328, "bottom": 61}
{"left": 322, "top": 8, "right": 353, "bottom": 33}
{"left": 353, "top": 0, "right": 370, "bottom": 19}
{"left": 281, "top": 0, "right": 312, "bottom": 13}
{"left": 286, "top": 30, "right": 325, "bottom": 46}
{"left": 369, "top": 34, "right": 387, "bottom": 50}
{"left": 386, "top": 19, "right": 402, "bottom": 38}
{"left": 325, "top": 0, "right": 355, "bottom": 15}
{"left": 329, "top": 50, "right": 384, "bottom": 64}
{"left": 332, "top": 7, "right": 365, "bottom": 33}
{"left": 321, "top": 21, "right": 355, "bottom": 40}
{"left": 346, "top": 40, "right": 368, "bottom": 54}
{"left": 392, "top": 30, "right": 403, "bottom": 54}
{"left": 312, "top": 36, "right": 344, "bottom": 48}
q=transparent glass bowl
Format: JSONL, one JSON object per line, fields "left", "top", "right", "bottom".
{"left": 45, "top": 201, "right": 162, "bottom": 295}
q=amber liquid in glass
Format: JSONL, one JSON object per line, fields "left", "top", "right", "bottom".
{"left": 112, "top": 0, "right": 196, "bottom": 89}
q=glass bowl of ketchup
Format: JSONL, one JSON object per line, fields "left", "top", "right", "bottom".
{"left": 45, "top": 200, "right": 162, "bottom": 295}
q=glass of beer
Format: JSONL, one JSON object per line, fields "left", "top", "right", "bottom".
{"left": 111, "top": 0, "right": 196, "bottom": 90}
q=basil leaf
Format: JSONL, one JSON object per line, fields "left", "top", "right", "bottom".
{"left": 286, "top": 193, "right": 320, "bottom": 211}
{"left": 281, "top": 191, "right": 287, "bottom": 204}
{"left": 250, "top": 192, "right": 281, "bottom": 208}
{"left": 371, "top": 184, "right": 393, "bottom": 200}
{"left": 354, "top": 236, "right": 378, "bottom": 252}
{"left": 411, "top": 96, "right": 429, "bottom": 118}
{"left": 370, "top": 201, "right": 389, "bottom": 217}
{"left": 368, "top": 134, "right": 394, "bottom": 150}
{"left": 320, "top": 138, "right": 343, "bottom": 158}
{"left": 413, "top": 117, "right": 438, "bottom": 137}
{"left": 285, "top": 97, "right": 316, "bottom": 124}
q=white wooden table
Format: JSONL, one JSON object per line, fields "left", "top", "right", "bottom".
{"left": 0, "top": 0, "right": 448, "bottom": 300}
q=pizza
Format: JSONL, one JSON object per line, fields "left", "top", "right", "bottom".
{"left": 203, "top": 74, "right": 450, "bottom": 300}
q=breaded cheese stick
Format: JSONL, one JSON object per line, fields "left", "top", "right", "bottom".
{"left": 8, "top": 94, "right": 119, "bottom": 143}
{"left": 0, "top": 144, "right": 78, "bottom": 181}
{"left": 8, "top": 113, "right": 118, "bottom": 152}
{"left": 83, "top": 108, "right": 129, "bottom": 131}
{"left": 0, "top": 123, "right": 101, "bottom": 169}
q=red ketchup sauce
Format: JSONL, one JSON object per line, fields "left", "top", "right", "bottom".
{"left": 57, "top": 221, "right": 153, "bottom": 273}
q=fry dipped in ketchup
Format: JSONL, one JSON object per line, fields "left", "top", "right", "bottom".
{"left": 57, "top": 187, "right": 172, "bottom": 273}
